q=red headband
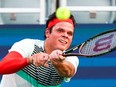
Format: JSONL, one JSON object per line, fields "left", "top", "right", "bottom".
{"left": 47, "top": 18, "right": 74, "bottom": 29}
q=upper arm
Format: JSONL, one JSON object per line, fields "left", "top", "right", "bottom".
{"left": 9, "top": 39, "right": 34, "bottom": 57}
{"left": 65, "top": 56, "right": 79, "bottom": 74}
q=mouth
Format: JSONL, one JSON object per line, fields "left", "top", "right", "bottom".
{"left": 59, "top": 39, "right": 67, "bottom": 44}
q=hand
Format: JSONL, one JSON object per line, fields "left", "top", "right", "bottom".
{"left": 28, "top": 52, "right": 49, "bottom": 67}
{"left": 49, "top": 50, "right": 65, "bottom": 62}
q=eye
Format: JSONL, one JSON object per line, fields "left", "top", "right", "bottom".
{"left": 67, "top": 32, "right": 73, "bottom": 36}
{"left": 57, "top": 28, "right": 64, "bottom": 33}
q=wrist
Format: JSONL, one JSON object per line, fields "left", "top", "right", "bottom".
{"left": 27, "top": 56, "right": 33, "bottom": 64}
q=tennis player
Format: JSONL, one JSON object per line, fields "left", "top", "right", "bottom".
{"left": 0, "top": 11, "right": 79, "bottom": 87}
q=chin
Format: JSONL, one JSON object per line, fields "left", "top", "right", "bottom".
{"left": 56, "top": 44, "right": 69, "bottom": 51}
{"left": 59, "top": 46, "right": 68, "bottom": 51}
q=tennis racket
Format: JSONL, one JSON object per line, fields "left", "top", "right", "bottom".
{"left": 63, "top": 29, "right": 116, "bottom": 57}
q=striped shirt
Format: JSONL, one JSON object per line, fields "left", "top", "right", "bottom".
{"left": 0, "top": 39, "right": 79, "bottom": 87}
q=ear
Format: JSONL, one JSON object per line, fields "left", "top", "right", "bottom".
{"left": 45, "top": 28, "right": 50, "bottom": 38}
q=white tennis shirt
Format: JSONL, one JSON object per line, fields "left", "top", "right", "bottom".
{"left": 0, "top": 39, "right": 79, "bottom": 87}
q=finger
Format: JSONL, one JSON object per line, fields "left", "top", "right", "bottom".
{"left": 35, "top": 54, "right": 42, "bottom": 66}
{"left": 58, "top": 55, "right": 65, "bottom": 61}
{"left": 59, "top": 54, "right": 65, "bottom": 60}
{"left": 34, "top": 53, "right": 44, "bottom": 66}
{"left": 43, "top": 54, "right": 49, "bottom": 61}
{"left": 43, "top": 55, "right": 49, "bottom": 67}
{"left": 55, "top": 51, "right": 65, "bottom": 61}
{"left": 33, "top": 55, "right": 39, "bottom": 66}
{"left": 43, "top": 63, "right": 49, "bottom": 67}
{"left": 50, "top": 51, "right": 59, "bottom": 60}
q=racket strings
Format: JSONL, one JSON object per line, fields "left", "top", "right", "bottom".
{"left": 79, "top": 31, "right": 116, "bottom": 56}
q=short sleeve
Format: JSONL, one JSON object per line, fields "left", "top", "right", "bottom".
{"left": 9, "top": 39, "right": 35, "bottom": 58}
{"left": 65, "top": 56, "right": 79, "bottom": 74}
{"left": 64, "top": 56, "right": 79, "bottom": 82}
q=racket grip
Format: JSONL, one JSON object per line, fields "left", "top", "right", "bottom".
{"left": 62, "top": 50, "right": 73, "bottom": 54}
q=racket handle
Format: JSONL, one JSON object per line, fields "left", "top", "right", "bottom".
{"left": 62, "top": 53, "right": 91, "bottom": 57}
{"left": 62, "top": 53, "right": 81, "bottom": 56}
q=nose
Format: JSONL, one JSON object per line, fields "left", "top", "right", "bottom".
{"left": 62, "top": 32, "right": 68, "bottom": 38}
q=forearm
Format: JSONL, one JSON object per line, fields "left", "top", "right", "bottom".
{"left": 51, "top": 60, "right": 75, "bottom": 78}
{"left": 0, "top": 51, "right": 29, "bottom": 74}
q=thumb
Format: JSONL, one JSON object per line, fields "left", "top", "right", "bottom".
{"left": 43, "top": 63, "right": 49, "bottom": 67}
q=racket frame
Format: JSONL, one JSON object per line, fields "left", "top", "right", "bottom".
{"left": 63, "top": 29, "right": 116, "bottom": 57}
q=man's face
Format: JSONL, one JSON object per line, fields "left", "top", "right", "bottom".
{"left": 45, "top": 22, "right": 74, "bottom": 51}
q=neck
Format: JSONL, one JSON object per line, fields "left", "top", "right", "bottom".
{"left": 44, "top": 40, "right": 53, "bottom": 54}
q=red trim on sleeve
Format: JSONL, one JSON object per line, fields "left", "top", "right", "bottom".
{"left": 0, "top": 51, "right": 29, "bottom": 74}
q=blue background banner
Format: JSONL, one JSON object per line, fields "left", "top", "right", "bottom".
{"left": 0, "top": 24, "right": 116, "bottom": 87}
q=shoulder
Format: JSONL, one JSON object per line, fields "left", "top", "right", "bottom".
{"left": 11, "top": 38, "right": 44, "bottom": 50}
{"left": 65, "top": 56, "right": 79, "bottom": 67}
{"left": 9, "top": 38, "right": 44, "bottom": 57}
{"left": 14, "top": 38, "right": 43, "bottom": 45}
{"left": 65, "top": 56, "right": 79, "bottom": 62}
{"left": 17, "top": 38, "right": 38, "bottom": 43}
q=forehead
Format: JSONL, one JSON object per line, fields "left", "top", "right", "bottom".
{"left": 53, "top": 22, "right": 74, "bottom": 31}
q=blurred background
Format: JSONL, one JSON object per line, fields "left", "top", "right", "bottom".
{"left": 0, "top": 0, "right": 116, "bottom": 87}
{"left": 0, "top": 0, "right": 116, "bottom": 24}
